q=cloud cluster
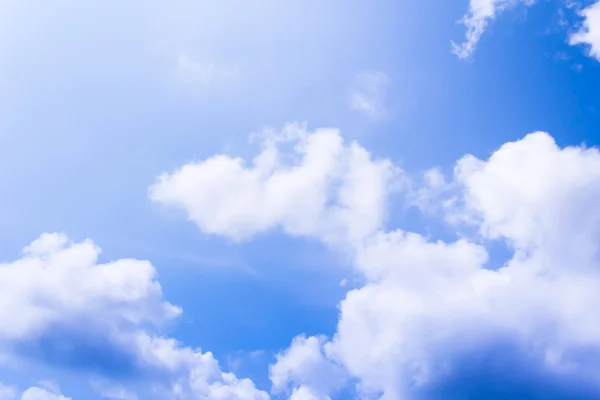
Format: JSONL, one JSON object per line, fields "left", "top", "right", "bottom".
{"left": 165, "top": 127, "right": 600, "bottom": 398}
{"left": 9, "top": 122, "right": 597, "bottom": 399}
{"left": 0, "top": 234, "right": 268, "bottom": 400}
{"left": 4, "top": 1, "right": 600, "bottom": 399}
{"left": 335, "top": 131, "right": 600, "bottom": 398}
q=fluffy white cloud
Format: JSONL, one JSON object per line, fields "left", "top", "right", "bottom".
{"left": 0, "top": 233, "right": 180, "bottom": 343}
{"left": 20, "top": 387, "right": 70, "bottom": 400}
{"left": 157, "top": 338, "right": 269, "bottom": 400}
{"left": 150, "top": 123, "right": 398, "bottom": 246}
{"left": 570, "top": 1, "right": 600, "bottom": 61}
{"left": 269, "top": 335, "right": 345, "bottom": 397}
{"left": 326, "top": 232, "right": 491, "bottom": 398}
{"left": 453, "top": 0, "right": 536, "bottom": 59}
{"left": 0, "top": 234, "right": 268, "bottom": 400}
{"left": 348, "top": 71, "right": 388, "bottom": 120}
{"left": 271, "top": 132, "right": 600, "bottom": 398}
{"left": 453, "top": 132, "right": 600, "bottom": 250}
{"left": 0, "top": 384, "right": 72, "bottom": 400}
{"left": 289, "top": 386, "right": 330, "bottom": 400}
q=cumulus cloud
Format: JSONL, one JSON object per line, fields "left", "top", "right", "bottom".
{"left": 570, "top": 1, "right": 600, "bottom": 61}
{"left": 268, "top": 131, "right": 600, "bottom": 398}
{"left": 0, "top": 233, "right": 180, "bottom": 344}
{"left": 269, "top": 335, "right": 346, "bottom": 397}
{"left": 151, "top": 123, "right": 600, "bottom": 398}
{"left": 150, "top": 123, "right": 399, "bottom": 246}
{"left": 453, "top": 0, "right": 536, "bottom": 59}
{"left": 289, "top": 386, "right": 330, "bottom": 400}
{"left": 348, "top": 71, "right": 388, "bottom": 120}
{"left": 0, "top": 234, "right": 268, "bottom": 400}
{"left": 0, "top": 384, "right": 72, "bottom": 400}
{"left": 20, "top": 387, "right": 70, "bottom": 400}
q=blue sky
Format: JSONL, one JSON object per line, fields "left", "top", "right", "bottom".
{"left": 1, "top": 0, "right": 600, "bottom": 399}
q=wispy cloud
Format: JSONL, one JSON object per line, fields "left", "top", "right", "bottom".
{"left": 175, "top": 54, "right": 239, "bottom": 88}
{"left": 348, "top": 71, "right": 388, "bottom": 120}
{"left": 452, "top": 0, "right": 536, "bottom": 60}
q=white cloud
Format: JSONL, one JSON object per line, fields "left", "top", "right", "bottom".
{"left": 176, "top": 55, "right": 239, "bottom": 88}
{"left": 150, "top": 123, "right": 398, "bottom": 246}
{"left": 0, "top": 232, "right": 180, "bottom": 343}
{"left": 20, "top": 387, "right": 70, "bottom": 400}
{"left": 270, "top": 131, "right": 600, "bottom": 398}
{"left": 142, "top": 335, "right": 268, "bottom": 400}
{"left": 0, "top": 234, "right": 268, "bottom": 400}
{"left": 0, "top": 384, "right": 72, "bottom": 400}
{"left": 154, "top": 125, "right": 600, "bottom": 396}
{"left": 408, "top": 167, "right": 451, "bottom": 213}
{"left": 454, "top": 0, "right": 600, "bottom": 62}
{"left": 453, "top": 0, "right": 536, "bottom": 59}
{"left": 348, "top": 71, "right": 388, "bottom": 119}
{"left": 570, "top": 1, "right": 600, "bottom": 61}
{"left": 452, "top": 132, "right": 600, "bottom": 249}
{"left": 289, "top": 386, "right": 330, "bottom": 400}
{"left": 269, "top": 335, "right": 345, "bottom": 397}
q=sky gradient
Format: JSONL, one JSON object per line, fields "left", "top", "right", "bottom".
{"left": 1, "top": 0, "right": 600, "bottom": 399}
